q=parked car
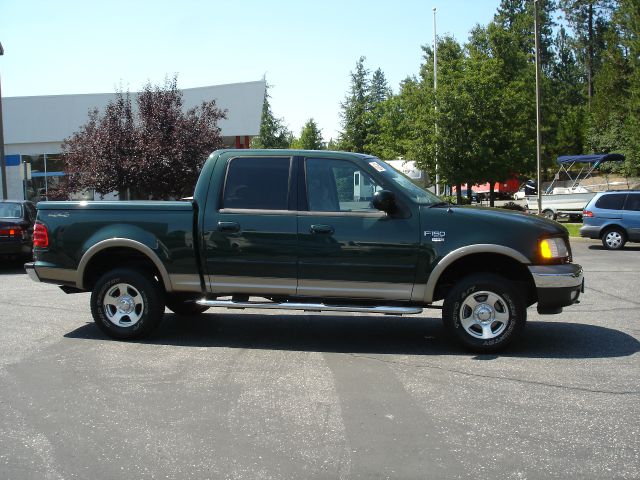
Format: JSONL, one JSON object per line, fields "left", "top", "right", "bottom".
{"left": 0, "top": 200, "right": 37, "bottom": 260}
{"left": 580, "top": 191, "right": 640, "bottom": 249}
{"left": 25, "top": 150, "right": 583, "bottom": 353}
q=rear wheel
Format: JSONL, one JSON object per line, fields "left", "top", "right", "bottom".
{"left": 90, "top": 268, "right": 165, "bottom": 340}
{"left": 442, "top": 274, "right": 526, "bottom": 353}
{"left": 601, "top": 227, "right": 626, "bottom": 250}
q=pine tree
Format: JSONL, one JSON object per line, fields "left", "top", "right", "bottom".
{"left": 292, "top": 119, "right": 325, "bottom": 150}
{"left": 251, "top": 83, "right": 292, "bottom": 149}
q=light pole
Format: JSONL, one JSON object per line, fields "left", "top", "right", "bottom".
{"left": 0, "top": 41, "right": 7, "bottom": 200}
{"left": 433, "top": 7, "right": 440, "bottom": 196}
{"left": 534, "top": 1, "right": 543, "bottom": 214}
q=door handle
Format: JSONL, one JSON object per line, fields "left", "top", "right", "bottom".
{"left": 217, "top": 221, "right": 240, "bottom": 233}
{"left": 310, "top": 224, "right": 334, "bottom": 235}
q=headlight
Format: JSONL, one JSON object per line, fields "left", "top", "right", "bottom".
{"left": 539, "top": 237, "right": 569, "bottom": 262}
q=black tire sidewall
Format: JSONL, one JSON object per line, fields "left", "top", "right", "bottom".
{"left": 443, "top": 274, "right": 526, "bottom": 352}
{"left": 91, "top": 269, "right": 164, "bottom": 339}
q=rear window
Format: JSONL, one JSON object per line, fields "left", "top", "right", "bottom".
{"left": 222, "top": 157, "right": 291, "bottom": 210}
{"left": 624, "top": 193, "right": 640, "bottom": 211}
{"left": 0, "top": 203, "right": 22, "bottom": 218}
{"left": 595, "top": 193, "right": 627, "bottom": 210}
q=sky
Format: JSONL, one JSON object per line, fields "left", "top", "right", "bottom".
{"left": 1, "top": 0, "right": 502, "bottom": 141}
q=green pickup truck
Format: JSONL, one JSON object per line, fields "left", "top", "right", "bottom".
{"left": 25, "top": 149, "right": 584, "bottom": 352}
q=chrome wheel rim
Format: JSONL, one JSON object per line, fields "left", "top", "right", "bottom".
{"left": 459, "top": 290, "right": 510, "bottom": 340}
{"left": 605, "top": 231, "right": 622, "bottom": 249}
{"left": 103, "top": 283, "right": 144, "bottom": 327}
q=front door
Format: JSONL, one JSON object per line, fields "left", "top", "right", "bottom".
{"left": 297, "top": 157, "right": 419, "bottom": 301}
{"left": 202, "top": 155, "right": 298, "bottom": 296}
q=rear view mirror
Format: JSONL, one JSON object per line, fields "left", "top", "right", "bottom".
{"left": 372, "top": 190, "right": 397, "bottom": 214}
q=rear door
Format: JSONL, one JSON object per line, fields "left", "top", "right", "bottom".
{"left": 623, "top": 193, "right": 640, "bottom": 241}
{"left": 202, "top": 155, "right": 298, "bottom": 296}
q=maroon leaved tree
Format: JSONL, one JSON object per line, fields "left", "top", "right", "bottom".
{"left": 59, "top": 76, "right": 226, "bottom": 200}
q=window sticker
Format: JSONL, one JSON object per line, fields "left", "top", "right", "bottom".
{"left": 369, "top": 161, "right": 386, "bottom": 173}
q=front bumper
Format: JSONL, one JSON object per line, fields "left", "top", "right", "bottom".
{"left": 528, "top": 264, "right": 584, "bottom": 314}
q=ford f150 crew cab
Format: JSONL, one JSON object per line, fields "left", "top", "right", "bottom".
{"left": 25, "top": 149, "right": 584, "bottom": 352}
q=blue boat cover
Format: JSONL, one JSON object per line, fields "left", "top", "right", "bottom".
{"left": 556, "top": 153, "right": 625, "bottom": 165}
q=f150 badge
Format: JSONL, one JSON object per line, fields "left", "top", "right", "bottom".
{"left": 425, "top": 230, "right": 446, "bottom": 242}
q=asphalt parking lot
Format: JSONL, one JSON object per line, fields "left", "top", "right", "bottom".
{"left": 1, "top": 238, "right": 638, "bottom": 480}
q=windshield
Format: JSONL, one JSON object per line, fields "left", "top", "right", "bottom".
{"left": 0, "top": 203, "right": 22, "bottom": 219}
{"left": 370, "top": 159, "right": 442, "bottom": 205}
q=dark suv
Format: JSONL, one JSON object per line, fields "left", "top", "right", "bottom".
{"left": 580, "top": 191, "right": 640, "bottom": 249}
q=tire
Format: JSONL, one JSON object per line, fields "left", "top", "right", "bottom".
{"left": 601, "top": 227, "right": 626, "bottom": 250}
{"left": 442, "top": 274, "right": 527, "bottom": 353}
{"left": 90, "top": 268, "right": 165, "bottom": 340}
{"left": 542, "top": 209, "right": 556, "bottom": 220}
{"left": 166, "top": 296, "right": 209, "bottom": 316}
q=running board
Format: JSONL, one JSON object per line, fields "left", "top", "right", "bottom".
{"left": 196, "top": 299, "right": 423, "bottom": 315}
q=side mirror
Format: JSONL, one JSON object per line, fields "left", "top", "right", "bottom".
{"left": 372, "top": 190, "right": 397, "bottom": 214}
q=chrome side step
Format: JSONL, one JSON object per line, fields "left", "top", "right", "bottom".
{"left": 196, "top": 299, "right": 423, "bottom": 315}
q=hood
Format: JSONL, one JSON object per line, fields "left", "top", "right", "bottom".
{"left": 452, "top": 205, "right": 568, "bottom": 236}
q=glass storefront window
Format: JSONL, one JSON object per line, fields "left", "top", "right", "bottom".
{"left": 46, "top": 154, "right": 65, "bottom": 174}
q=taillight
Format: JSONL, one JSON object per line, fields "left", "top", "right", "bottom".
{"left": 0, "top": 226, "right": 23, "bottom": 238}
{"left": 33, "top": 222, "right": 49, "bottom": 248}
{"left": 583, "top": 210, "right": 593, "bottom": 218}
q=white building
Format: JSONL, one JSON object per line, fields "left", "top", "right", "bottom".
{"left": 1, "top": 80, "right": 266, "bottom": 200}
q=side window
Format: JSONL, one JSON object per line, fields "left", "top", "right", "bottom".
{"left": 222, "top": 157, "right": 291, "bottom": 210}
{"left": 595, "top": 193, "right": 626, "bottom": 210}
{"left": 306, "top": 158, "right": 381, "bottom": 212}
{"left": 624, "top": 193, "right": 640, "bottom": 211}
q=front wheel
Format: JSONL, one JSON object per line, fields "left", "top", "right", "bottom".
{"left": 90, "top": 268, "right": 165, "bottom": 340}
{"left": 442, "top": 274, "right": 526, "bottom": 353}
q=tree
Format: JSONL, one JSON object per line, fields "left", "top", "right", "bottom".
{"left": 559, "top": 0, "right": 615, "bottom": 104}
{"left": 60, "top": 76, "right": 226, "bottom": 199}
{"left": 589, "top": 0, "right": 640, "bottom": 175}
{"left": 291, "top": 118, "right": 325, "bottom": 150}
{"left": 364, "top": 68, "right": 393, "bottom": 155}
{"left": 338, "top": 56, "right": 371, "bottom": 153}
{"left": 251, "top": 83, "right": 292, "bottom": 149}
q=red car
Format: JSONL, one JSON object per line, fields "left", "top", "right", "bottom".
{"left": 0, "top": 200, "right": 36, "bottom": 261}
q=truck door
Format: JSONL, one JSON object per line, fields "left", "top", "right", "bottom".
{"left": 202, "top": 155, "right": 298, "bottom": 296}
{"left": 297, "top": 157, "right": 419, "bottom": 301}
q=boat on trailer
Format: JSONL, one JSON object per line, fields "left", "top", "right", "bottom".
{"left": 526, "top": 153, "right": 625, "bottom": 220}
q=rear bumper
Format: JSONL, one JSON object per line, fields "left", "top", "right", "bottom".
{"left": 24, "top": 262, "right": 40, "bottom": 282}
{"left": 24, "top": 262, "right": 77, "bottom": 287}
{"left": 579, "top": 225, "right": 600, "bottom": 239}
{"left": 0, "top": 241, "right": 31, "bottom": 256}
{"left": 528, "top": 264, "right": 584, "bottom": 314}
